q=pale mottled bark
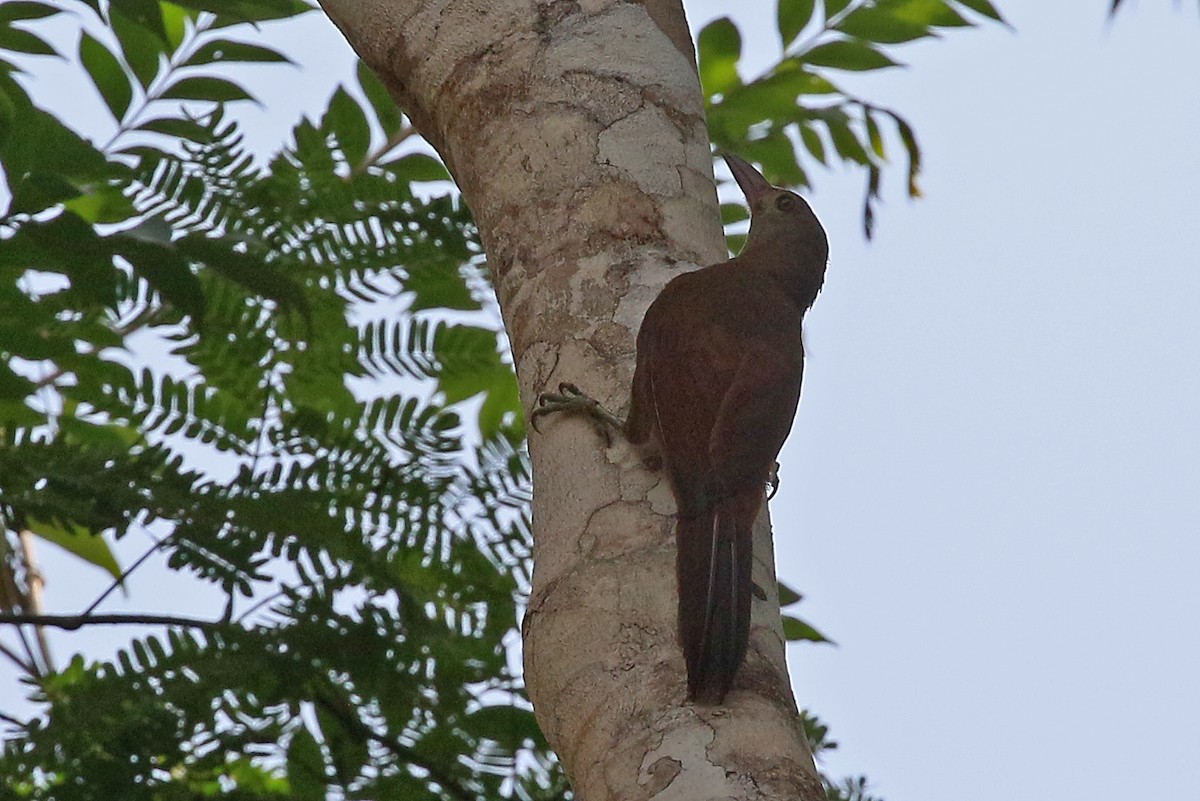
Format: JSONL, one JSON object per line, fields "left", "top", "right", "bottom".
{"left": 318, "top": 1, "right": 822, "bottom": 798}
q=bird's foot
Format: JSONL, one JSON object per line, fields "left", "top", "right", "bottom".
{"left": 531, "top": 382, "right": 625, "bottom": 446}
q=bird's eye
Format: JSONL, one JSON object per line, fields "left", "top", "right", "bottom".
{"left": 775, "top": 194, "right": 799, "bottom": 212}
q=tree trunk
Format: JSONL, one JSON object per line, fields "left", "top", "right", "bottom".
{"left": 318, "top": 1, "right": 823, "bottom": 798}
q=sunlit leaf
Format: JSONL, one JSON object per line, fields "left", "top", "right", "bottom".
{"left": 838, "top": 6, "right": 935, "bottom": 43}
{"left": 957, "top": 0, "right": 1010, "bottom": 25}
{"left": 697, "top": 17, "right": 742, "bottom": 98}
{"left": 27, "top": 518, "right": 123, "bottom": 581}
{"left": 803, "top": 39, "right": 901, "bottom": 71}
{"left": 0, "top": 26, "right": 57, "bottom": 57}
{"left": 778, "top": 0, "right": 817, "bottom": 48}
{"left": 162, "top": 76, "right": 257, "bottom": 104}
{"left": 783, "top": 614, "right": 835, "bottom": 644}
{"left": 357, "top": 60, "right": 403, "bottom": 136}
{"left": 323, "top": 86, "right": 371, "bottom": 166}
{"left": 183, "top": 39, "right": 293, "bottom": 66}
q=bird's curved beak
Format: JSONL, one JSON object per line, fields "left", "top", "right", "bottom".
{"left": 721, "top": 152, "right": 773, "bottom": 208}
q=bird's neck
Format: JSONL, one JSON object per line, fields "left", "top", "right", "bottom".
{"left": 739, "top": 237, "right": 827, "bottom": 312}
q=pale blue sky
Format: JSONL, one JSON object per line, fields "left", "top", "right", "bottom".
{"left": 7, "top": 2, "right": 1200, "bottom": 800}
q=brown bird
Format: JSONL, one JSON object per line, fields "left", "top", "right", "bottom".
{"left": 534, "top": 153, "right": 828, "bottom": 703}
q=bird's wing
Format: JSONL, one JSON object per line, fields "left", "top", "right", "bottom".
{"left": 635, "top": 297, "right": 802, "bottom": 510}
{"left": 705, "top": 330, "right": 803, "bottom": 496}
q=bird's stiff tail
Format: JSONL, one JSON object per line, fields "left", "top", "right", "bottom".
{"left": 676, "top": 486, "right": 762, "bottom": 704}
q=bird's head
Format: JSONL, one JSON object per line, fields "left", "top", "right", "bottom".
{"left": 722, "top": 152, "right": 829, "bottom": 270}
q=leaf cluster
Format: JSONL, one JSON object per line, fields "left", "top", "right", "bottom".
{"left": 1, "top": 2, "right": 545, "bottom": 799}
{"left": 699, "top": 0, "right": 1006, "bottom": 238}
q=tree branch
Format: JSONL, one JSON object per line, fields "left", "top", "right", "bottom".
{"left": 0, "top": 612, "right": 220, "bottom": 631}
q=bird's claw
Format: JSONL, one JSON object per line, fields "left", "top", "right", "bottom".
{"left": 766, "top": 461, "right": 781, "bottom": 500}
{"left": 531, "top": 382, "right": 620, "bottom": 446}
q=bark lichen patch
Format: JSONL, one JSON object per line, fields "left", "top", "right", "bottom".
{"left": 576, "top": 180, "right": 664, "bottom": 245}
{"left": 640, "top": 754, "right": 682, "bottom": 796}
{"left": 597, "top": 105, "right": 688, "bottom": 196}
{"left": 638, "top": 722, "right": 733, "bottom": 799}
{"left": 546, "top": 70, "right": 645, "bottom": 127}
{"left": 583, "top": 501, "right": 661, "bottom": 560}
{"left": 543, "top": 3, "right": 700, "bottom": 116}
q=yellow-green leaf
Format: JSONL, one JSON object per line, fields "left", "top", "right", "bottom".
{"left": 27, "top": 518, "right": 122, "bottom": 582}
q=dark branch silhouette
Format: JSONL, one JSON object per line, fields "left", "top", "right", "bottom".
{"left": 0, "top": 613, "right": 220, "bottom": 631}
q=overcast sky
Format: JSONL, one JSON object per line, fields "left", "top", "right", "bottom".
{"left": 8, "top": 2, "right": 1200, "bottom": 800}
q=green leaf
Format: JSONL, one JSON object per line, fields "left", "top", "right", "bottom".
{"left": 818, "top": 108, "right": 872, "bottom": 164}
{"left": 64, "top": 184, "right": 136, "bottom": 224}
{"left": 322, "top": 87, "right": 371, "bottom": 166}
{"left": 160, "top": 1, "right": 191, "bottom": 48}
{"left": 824, "top": 0, "right": 853, "bottom": 17}
{"left": 357, "top": 60, "right": 403, "bottom": 136}
{"left": 778, "top": 0, "right": 816, "bottom": 48}
{"left": 80, "top": 32, "right": 133, "bottom": 121}
{"left": 778, "top": 581, "right": 804, "bottom": 606}
{"left": 405, "top": 260, "right": 476, "bottom": 312}
{"left": 838, "top": 6, "right": 936, "bottom": 44}
{"left": 782, "top": 614, "right": 835, "bottom": 644}
{"left": 110, "top": 9, "right": 165, "bottom": 89}
{"left": 803, "top": 39, "right": 900, "bottom": 71}
{"left": 956, "top": 0, "right": 1010, "bottom": 26}
{"left": 477, "top": 366, "right": 520, "bottom": 440}
{"left": 0, "top": 361, "right": 36, "bottom": 404}
{"left": 798, "top": 122, "right": 827, "bottom": 164}
{"left": 113, "top": 233, "right": 207, "bottom": 321}
{"left": 710, "top": 59, "right": 837, "bottom": 140}
{"left": 183, "top": 39, "right": 293, "bottom": 67}
{"left": 137, "top": 115, "right": 213, "bottom": 142}
{"left": 161, "top": 76, "right": 256, "bottom": 104}
{"left": 891, "top": 109, "right": 923, "bottom": 197}
{"left": 286, "top": 725, "right": 328, "bottom": 801}
{"left": 697, "top": 17, "right": 742, "bottom": 98}
{"left": 466, "top": 704, "right": 542, "bottom": 751}
{"left": 891, "top": 0, "right": 969, "bottom": 28}
{"left": 177, "top": 234, "right": 310, "bottom": 322}
{"left": 179, "top": 0, "right": 313, "bottom": 27}
{"left": 14, "top": 213, "right": 119, "bottom": 305}
{"left": 0, "top": 2, "right": 61, "bottom": 23}
{"left": 0, "top": 25, "right": 57, "bottom": 57}
{"left": 107, "top": 0, "right": 168, "bottom": 42}
{"left": 27, "top": 517, "right": 123, "bottom": 581}
{"left": 0, "top": 105, "right": 109, "bottom": 190}
{"left": 392, "top": 152, "right": 448, "bottom": 183}
{"left": 864, "top": 109, "right": 885, "bottom": 158}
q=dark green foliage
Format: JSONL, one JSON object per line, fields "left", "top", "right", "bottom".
{"left": 0, "top": 2, "right": 544, "bottom": 798}
{"left": 701, "top": 0, "right": 1007, "bottom": 237}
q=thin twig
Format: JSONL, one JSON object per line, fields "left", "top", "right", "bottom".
{"left": 235, "top": 585, "right": 292, "bottom": 625}
{"left": 0, "top": 613, "right": 220, "bottom": 631}
{"left": 0, "top": 639, "right": 35, "bottom": 675}
{"left": 82, "top": 527, "right": 171, "bottom": 617}
{"left": 352, "top": 124, "right": 417, "bottom": 177}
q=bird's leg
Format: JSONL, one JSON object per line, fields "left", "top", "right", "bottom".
{"left": 531, "top": 382, "right": 626, "bottom": 446}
